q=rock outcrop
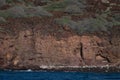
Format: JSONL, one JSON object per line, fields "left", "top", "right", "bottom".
{"left": 0, "top": 18, "right": 119, "bottom": 70}
{"left": 0, "top": 0, "right": 119, "bottom": 71}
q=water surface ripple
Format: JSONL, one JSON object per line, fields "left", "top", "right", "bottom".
{"left": 0, "top": 71, "right": 120, "bottom": 80}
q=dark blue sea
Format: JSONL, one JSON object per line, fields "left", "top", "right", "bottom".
{"left": 0, "top": 71, "right": 120, "bottom": 80}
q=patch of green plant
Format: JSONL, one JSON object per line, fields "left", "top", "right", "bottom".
{"left": 55, "top": 13, "right": 119, "bottom": 34}
{"left": 64, "top": 5, "right": 84, "bottom": 15}
{"left": 0, "top": 17, "right": 6, "bottom": 23}
{"left": 79, "top": 13, "right": 120, "bottom": 34}
{"left": 58, "top": 17, "right": 70, "bottom": 24}
{"left": 93, "top": 2, "right": 120, "bottom": 25}
{"left": 0, "top": 11, "right": 10, "bottom": 18}
{"left": 0, "top": 5, "right": 53, "bottom": 18}
{"left": 0, "top": 0, "right": 6, "bottom": 7}
{"left": 77, "top": 18, "right": 107, "bottom": 33}
{"left": 24, "top": 6, "right": 53, "bottom": 17}
{"left": 6, "top": 0, "right": 13, "bottom": 3}
{"left": 44, "top": 1, "right": 67, "bottom": 11}
{"left": 99, "top": 11, "right": 120, "bottom": 26}
{"left": 55, "top": 16, "right": 72, "bottom": 25}
{"left": 112, "top": 13, "right": 120, "bottom": 22}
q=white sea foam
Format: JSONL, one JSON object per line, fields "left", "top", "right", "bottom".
{"left": 27, "top": 69, "right": 32, "bottom": 72}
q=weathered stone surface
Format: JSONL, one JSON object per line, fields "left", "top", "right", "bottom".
{"left": 0, "top": 18, "right": 119, "bottom": 70}
{"left": 0, "top": 0, "right": 119, "bottom": 70}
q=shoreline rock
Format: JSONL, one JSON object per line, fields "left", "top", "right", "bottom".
{"left": 1, "top": 66, "right": 120, "bottom": 72}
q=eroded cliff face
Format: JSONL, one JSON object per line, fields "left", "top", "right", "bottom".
{"left": 0, "top": 18, "right": 120, "bottom": 70}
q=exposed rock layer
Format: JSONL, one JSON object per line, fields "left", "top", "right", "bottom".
{"left": 0, "top": 18, "right": 120, "bottom": 70}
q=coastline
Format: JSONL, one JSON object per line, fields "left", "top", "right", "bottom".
{"left": 1, "top": 65, "right": 120, "bottom": 73}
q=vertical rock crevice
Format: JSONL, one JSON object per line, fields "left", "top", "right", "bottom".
{"left": 31, "top": 27, "right": 37, "bottom": 53}
{"left": 79, "top": 42, "right": 86, "bottom": 65}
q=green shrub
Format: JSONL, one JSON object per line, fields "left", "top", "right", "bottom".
{"left": 55, "top": 16, "right": 72, "bottom": 25}
{"left": 0, "top": 0, "right": 6, "bottom": 7}
{"left": 0, "top": 11, "right": 9, "bottom": 18}
{"left": 44, "top": 0, "right": 86, "bottom": 11}
{"left": 0, "top": 5, "right": 52, "bottom": 18}
{"left": 44, "top": 1, "right": 67, "bottom": 11}
{"left": 64, "top": 5, "right": 84, "bottom": 14}
{"left": 77, "top": 17, "right": 109, "bottom": 33}
{"left": 0, "top": 17, "right": 6, "bottom": 23}
{"left": 5, "top": 6, "right": 27, "bottom": 18}
{"left": 6, "top": 0, "right": 13, "bottom": 3}
{"left": 55, "top": 13, "right": 119, "bottom": 34}
{"left": 24, "top": 6, "right": 53, "bottom": 17}
{"left": 112, "top": 13, "right": 120, "bottom": 22}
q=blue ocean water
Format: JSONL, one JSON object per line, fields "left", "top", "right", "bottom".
{"left": 0, "top": 71, "right": 120, "bottom": 80}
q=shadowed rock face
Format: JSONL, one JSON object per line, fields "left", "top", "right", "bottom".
{"left": 0, "top": 18, "right": 119, "bottom": 70}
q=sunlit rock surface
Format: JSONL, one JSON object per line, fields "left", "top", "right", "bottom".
{"left": 0, "top": 0, "right": 120, "bottom": 71}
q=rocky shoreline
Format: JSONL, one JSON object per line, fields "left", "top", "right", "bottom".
{"left": 1, "top": 66, "right": 120, "bottom": 72}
